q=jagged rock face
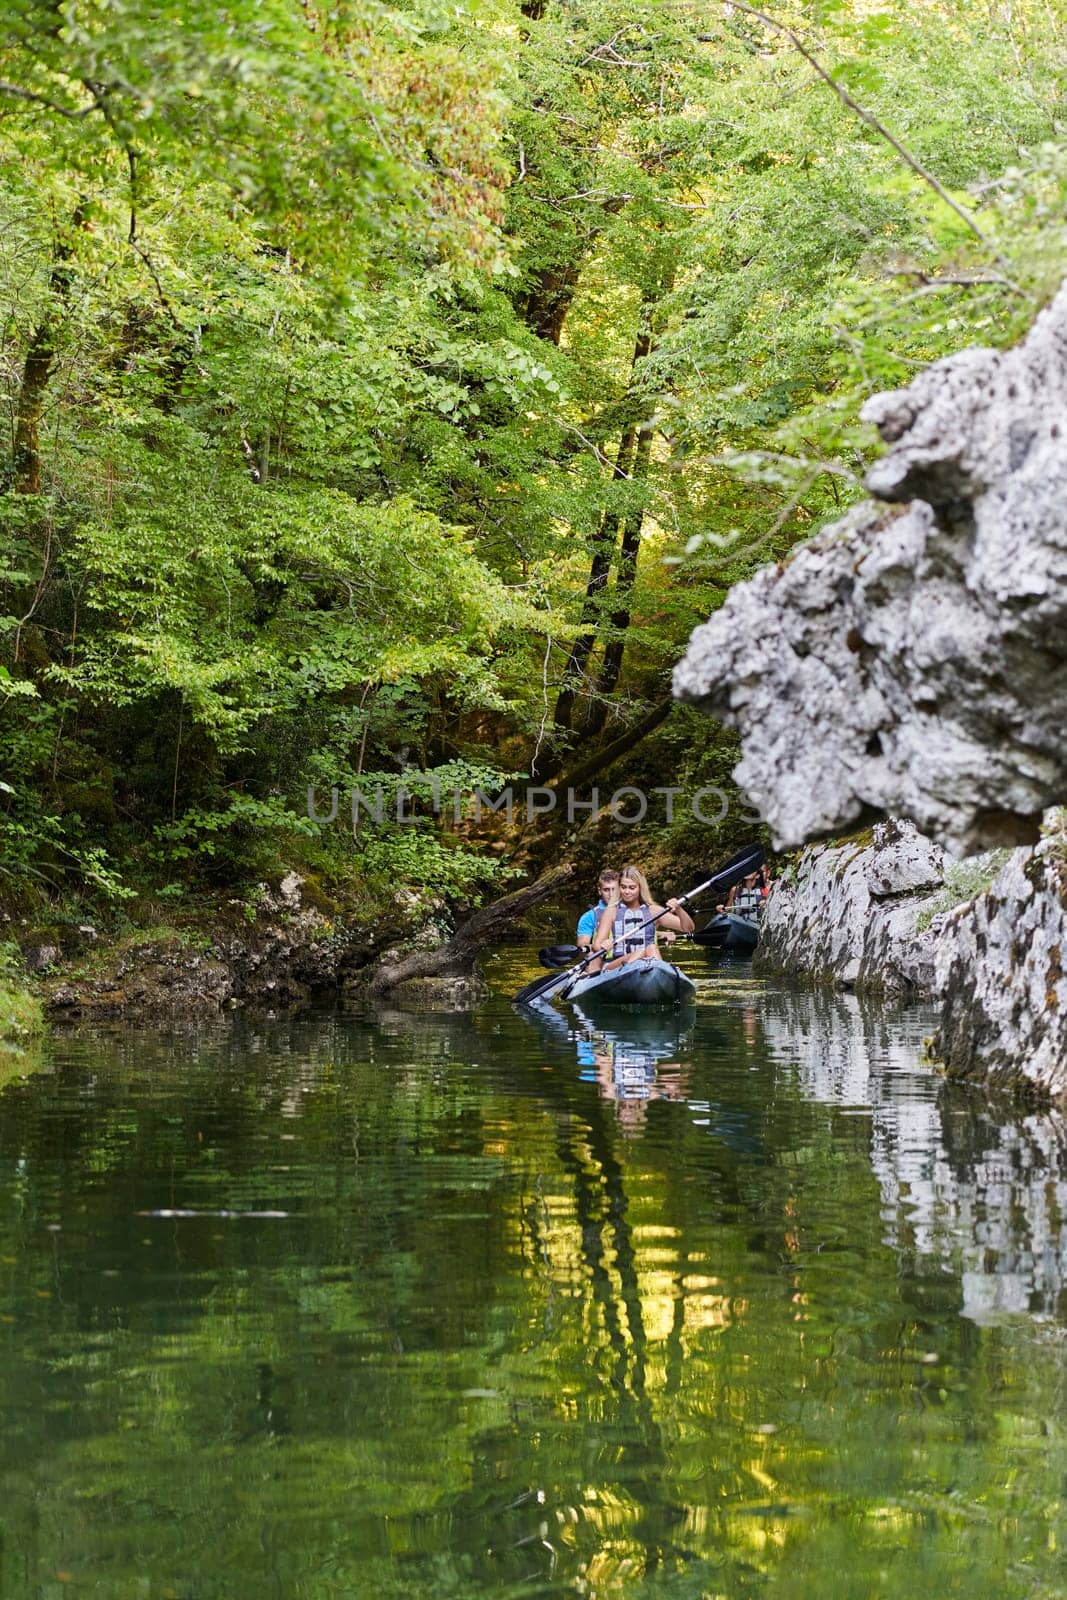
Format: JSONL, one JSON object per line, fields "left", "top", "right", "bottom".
{"left": 673, "top": 286, "right": 1067, "bottom": 857}
{"left": 757, "top": 819, "right": 946, "bottom": 996}
{"left": 931, "top": 846, "right": 1067, "bottom": 1093}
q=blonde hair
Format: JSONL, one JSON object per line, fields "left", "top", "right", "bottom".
{"left": 618, "top": 865, "right": 654, "bottom": 905}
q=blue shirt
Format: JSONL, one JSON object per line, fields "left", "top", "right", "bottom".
{"left": 577, "top": 899, "right": 608, "bottom": 941}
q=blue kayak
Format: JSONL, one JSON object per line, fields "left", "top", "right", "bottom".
{"left": 562, "top": 955, "right": 696, "bottom": 1009}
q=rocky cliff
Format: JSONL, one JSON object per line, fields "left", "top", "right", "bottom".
{"left": 930, "top": 838, "right": 1067, "bottom": 1091}
{"left": 673, "top": 285, "right": 1067, "bottom": 1092}
{"left": 755, "top": 820, "right": 1067, "bottom": 1095}
{"left": 674, "top": 286, "right": 1067, "bottom": 859}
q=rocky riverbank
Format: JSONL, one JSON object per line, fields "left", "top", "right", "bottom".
{"left": 13, "top": 873, "right": 457, "bottom": 1023}
{"left": 759, "top": 818, "right": 1067, "bottom": 1097}
{"left": 757, "top": 820, "right": 948, "bottom": 998}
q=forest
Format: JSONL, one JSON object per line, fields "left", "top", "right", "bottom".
{"left": 3, "top": 8, "right": 1067, "bottom": 1588}
{"left": 1, "top": 0, "right": 1065, "bottom": 932}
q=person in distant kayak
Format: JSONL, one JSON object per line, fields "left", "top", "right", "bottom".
{"left": 592, "top": 865, "right": 694, "bottom": 969}
{"left": 718, "top": 868, "right": 766, "bottom": 917}
{"left": 576, "top": 868, "right": 619, "bottom": 951}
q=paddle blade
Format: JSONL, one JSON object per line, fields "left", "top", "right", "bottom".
{"left": 689, "top": 843, "right": 764, "bottom": 896}
{"left": 514, "top": 965, "right": 578, "bottom": 1006}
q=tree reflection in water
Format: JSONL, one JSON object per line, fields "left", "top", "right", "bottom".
{"left": 0, "top": 992, "right": 1066, "bottom": 1596}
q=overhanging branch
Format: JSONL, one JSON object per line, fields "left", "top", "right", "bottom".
{"left": 697, "top": 2, "right": 1021, "bottom": 286}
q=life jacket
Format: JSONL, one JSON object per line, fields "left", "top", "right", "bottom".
{"left": 733, "top": 884, "right": 764, "bottom": 918}
{"left": 613, "top": 902, "right": 656, "bottom": 953}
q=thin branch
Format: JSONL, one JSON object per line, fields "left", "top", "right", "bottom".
{"left": 129, "top": 237, "right": 179, "bottom": 324}
{"left": 701, "top": 472, "right": 818, "bottom": 575}
{"left": 0, "top": 80, "right": 94, "bottom": 117}
{"left": 885, "top": 268, "right": 1014, "bottom": 288}
{"left": 555, "top": 419, "right": 628, "bottom": 474}
{"left": 530, "top": 189, "right": 635, "bottom": 206}
{"left": 530, "top": 631, "right": 555, "bottom": 776}
{"left": 127, "top": 146, "right": 137, "bottom": 244}
{"left": 697, "top": 3, "right": 1022, "bottom": 285}
{"left": 577, "top": 26, "right": 647, "bottom": 65}
{"left": 720, "top": 447, "right": 862, "bottom": 486}
{"left": 582, "top": 51, "right": 650, "bottom": 68}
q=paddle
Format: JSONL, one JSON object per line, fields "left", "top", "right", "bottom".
{"left": 539, "top": 935, "right": 696, "bottom": 968}
{"left": 514, "top": 843, "right": 765, "bottom": 1007}
{"left": 689, "top": 844, "right": 764, "bottom": 896}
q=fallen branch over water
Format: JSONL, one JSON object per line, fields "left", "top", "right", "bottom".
{"left": 367, "top": 861, "right": 576, "bottom": 995}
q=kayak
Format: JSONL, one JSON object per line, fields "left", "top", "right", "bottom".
{"left": 562, "top": 955, "right": 696, "bottom": 1009}
{"left": 693, "top": 912, "right": 759, "bottom": 955}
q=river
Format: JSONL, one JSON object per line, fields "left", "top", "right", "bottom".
{"left": 1, "top": 945, "right": 1065, "bottom": 1598}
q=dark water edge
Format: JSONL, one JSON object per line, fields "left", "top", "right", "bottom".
{"left": 1, "top": 950, "right": 1066, "bottom": 1599}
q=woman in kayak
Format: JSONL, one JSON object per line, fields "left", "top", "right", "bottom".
{"left": 718, "top": 867, "right": 767, "bottom": 917}
{"left": 592, "top": 865, "right": 694, "bottom": 970}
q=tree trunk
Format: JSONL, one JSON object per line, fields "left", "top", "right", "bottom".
{"left": 580, "top": 421, "right": 655, "bottom": 739}
{"left": 13, "top": 207, "right": 85, "bottom": 496}
{"left": 367, "top": 860, "right": 576, "bottom": 993}
{"left": 546, "top": 415, "right": 642, "bottom": 738}
{"left": 551, "top": 696, "right": 671, "bottom": 794}
{"left": 578, "top": 260, "right": 675, "bottom": 740}
{"left": 519, "top": 257, "right": 581, "bottom": 345}
{"left": 529, "top": 322, "right": 655, "bottom": 784}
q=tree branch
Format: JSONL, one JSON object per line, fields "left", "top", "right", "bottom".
{"left": 697, "top": 3, "right": 1021, "bottom": 284}
{"left": 367, "top": 861, "right": 577, "bottom": 992}
{"left": 0, "top": 80, "right": 94, "bottom": 117}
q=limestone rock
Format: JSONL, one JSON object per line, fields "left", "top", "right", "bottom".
{"left": 24, "top": 943, "right": 60, "bottom": 974}
{"left": 47, "top": 938, "right": 233, "bottom": 1018}
{"left": 757, "top": 818, "right": 1067, "bottom": 1095}
{"left": 674, "top": 285, "right": 1067, "bottom": 857}
{"left": 279, "top": 872, "right": 304, "bottom": 909}
{"left": 757, "top": 820, "right": 947, "bottom": 996}
{"left": 931, "top": 844, "right": 1067, "bottom": 1094}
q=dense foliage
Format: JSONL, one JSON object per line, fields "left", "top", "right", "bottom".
{"left": 1, "top": 0, "right": 1065, "bottom": 915}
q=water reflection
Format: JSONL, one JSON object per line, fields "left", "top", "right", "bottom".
{"left": 1, "top": 993, "right": 1066, "bottom": 1597}
{"left": 520, "top": 1000, "right": 694, "bottom": 1132}
{"left": 760, "top": 988, "right": 1067, "bottom": 1325}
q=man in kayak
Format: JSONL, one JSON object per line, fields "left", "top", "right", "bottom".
{"left": 592, "top": 865, "right": 694, "bottom": 969}
{"left": 576, "top": 868, "right": 619, "bottom": 952}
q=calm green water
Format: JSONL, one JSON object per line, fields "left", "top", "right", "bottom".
{"left": 2, "top": 954, "right": 1067, "bottom": 1599}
